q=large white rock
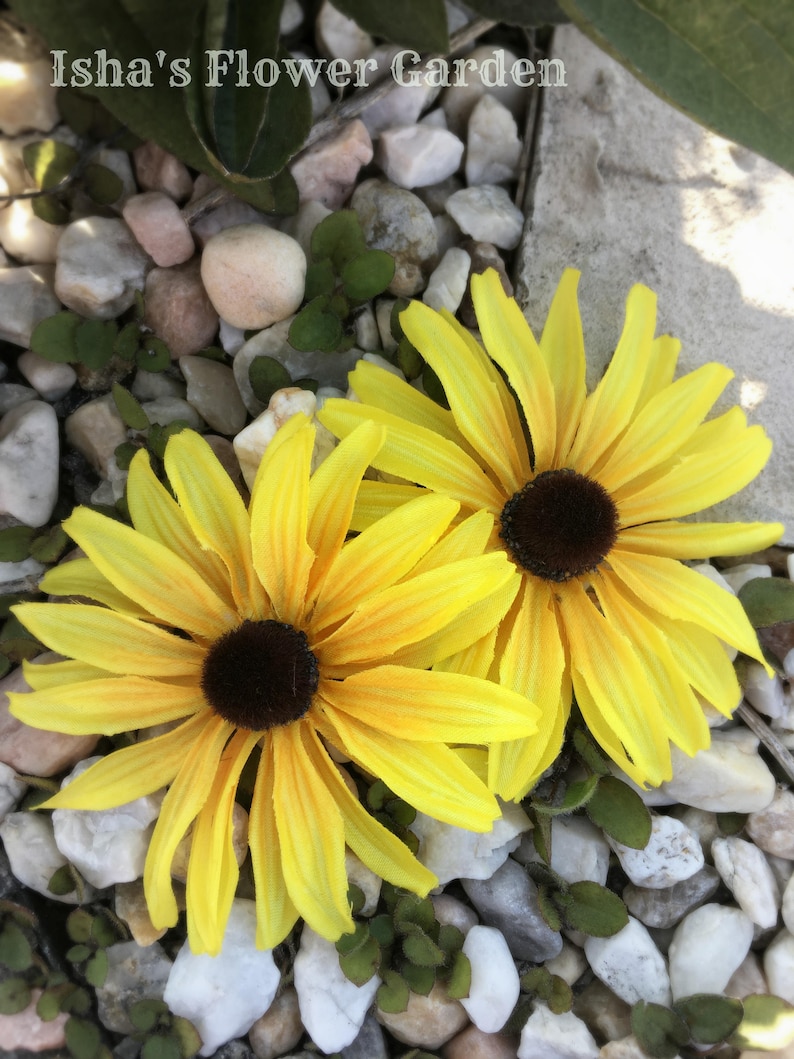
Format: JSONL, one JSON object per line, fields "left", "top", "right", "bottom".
{"left": 0, "top": 264, "right": 60, "bottom": 347}
{"left": 51, "top": 757, "right": 164, "bottom": 889}
{"left": 0, "top": 197, "right": 62, "bottom": 263}
{"left": 164, "top": 899, "right": 280, "bottom": 1057}
{"left": 607, "top": 813, "right": 704, "bottom": 889}
{"left": 460, "top": 925, "right": 520, "bottom": 1033}
{"left": 17, "top": 351, "right": 76, "bottom": 402}
{"left": 0, "top": 812, "right": 93, "bottom": 904}
{"left": 585, "top": 916, "right": 671, "bottom": 1006}
{"left": 712, "top": 836, "right": 780, "bottom": 928}
{"left": 293, "top": 925, "right": 380, "bottom": 1053}
{"left": 517, "top": 1004, "right": 599, "bottom": 1059}
{"left": 445, "top": 185, "right": 525, "bottom": 250}
{"left": 376, "top": 124, "right": 464, "bottom": 189}
{"left": 55, "top": 217, "right": 151, "bottom": 319}
{"left": 661, "top": 729, "right": 777, "bottom": 813}
{"left": 0, "top": 399, "right": 59, "bottom": 526}
{"left": 668, "top": 903, "right": 754, "bottom": 999}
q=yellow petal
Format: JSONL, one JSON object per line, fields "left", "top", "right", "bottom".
{"left": 488, "top": 699, "right": 570, "bottom": 802}
{"left": 319, "top": 399, "right": 505, "bottom": 512}
{"left": 165, "top": 430, "right": 266, "bottom": 618}
{"left": 323, "top": 702, "right": 500, "bottom": 830}
{"left": 608, "top": 549, "right": 768, "bottom": 666}
{"left": 400, "top": 298, "right": 526, "bottom": 493}
{"left": 249, "top": 416, "right": 315, "bottom": 625}
{"left": 471, "top": 268, "right": 557, "bottom": 471}
{"left": 40, "top": 558, "right": 163, "bottom": 623}
{"left": 574, "top": 678, "right": 656, "bottom": 788}
{"left": 144, "top": 714, "right": 232, "bottom": 930}
{"left": 272, "top": 722, "right": 353, "bottom": 939}
{"left": 315, "top": 554, "right": 516, "bottom": 674}
{"left": 538, "top": 268, "right": 587, "bottom": 465}
{"left": 249, "top": 738, "right": 300, "bottom": 950}
{"left": 321, "top": 666, "right": 538, "bottom": 743}
{"left": 434, "top": 625, "right": 499, "bottom": 680}
{"left": 663, "top": 617, "right": 743, "bottom": 716}
{"left": 21, "top": 657, "right": 109, "bottom": 692}
{"left": 9, "top": 676, "right": 203, "bottom": 735}
{"left": 41, "top": 712, "right": 210, "bottom": 810}
{"left": 350, "top": 481, "right": 430, "bottom": 532}
{"left": 407, "top": 508, "right": 494, "bottom": 577}
{"left": 64, "top": 507, "right": 233, "bottom": 639}
{"left": 597, "top": 363, "right": 733, "bottom": 491}
{"left": 127, "top": 448, "right": 234, "bottom": 607}
{"left": 12, "top": 603, "right": 204, "bottom": 676}
{"left": 567, "top": 283, "right": 657, "bottom": 473}
{"left": 310, "top": 494, "right": 459, "bottom": 634}
{"left": 635, "top": 334, "right": 680, "bottom": 411}
{"left": 186, "top": 729, "right": 260, "bottom": 955}
{"left": 617, "top": 520, "right": 784, "bottom": 559}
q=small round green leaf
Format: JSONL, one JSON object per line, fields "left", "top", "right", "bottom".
{"left": 394, "top": 894, "right": 435, "bottom": 933}
{"left": 401, "top": 960, "right": 435, "bottom": 995}
{"left": 369, "top": 914, "right": 395, "bottom": 947}
{"left": 82, "top": 163, "right": 124, "bottom": 206}
{"left": 248, "top": 356, "right": 291, "bottom": 404}
{"left": 0, "top": 526, "right": 35, "bottom": 563}
{"left": 66, "top": 908, "right": 94, "bottom": 944}
{"left": 48, "top": 865, "right": 77, "bottom": 895}
{"left": 85, "top": 949, "right": 109, "bottom": 987}
{"left": 75, "top": 319, "right": 118, "bottom": 370}
{"left": 30, "top": 523, "right": 70, "bottom": 564}
{"left": 0, "top": 920, "right": 33, "bottom": 971}
{"left": 23, "top": 139, "right": 79, "bottom": 190}
{"left": 310, "top": 209, "right": 366, "bottom": 270}
{"left": 31, "top": 310, "right": 82, "bottom": 363}
{"left": 114, "top": 321, "right": 142, "bottom": 360}
{"left": 31, "top": 193, "right": 71, "bottom": 225}
{"left": 141, "top": 1034, "right": 181, "bottom": 1059}
{"left": 732, "top": 993, "right": 794, "bottom": 1049}
{"left": 445, "top": 949, "right": 471, "bottom": 1000}
{"left": 129, "top": 998, "right": 169, "bottom": 1033}
{"left": 564, "top": 880, "right": 628, "bottom": 937}
{"left": 289, "top": 298, "right": 344, "bottom": 352}
{"left": 36, "top": 988, "right": 64, "bottom": 1021}
{"left": 170, "top": 1014, "right": 203, "bottom": 1058}
{"left": 377, "top": 969, "right": 410, "bottom": 1014}
{"left": 0, "top": 977, "right": 31, "bottom": 1014}
{"left": 739, "top": 577, "right": 794, "bottom": 627}
{"left": 586, "top": 775, "right": 652, "bottom": 848}
{"left": 347, "top": 883, "right": 366, "bottom": 916}
{"left": 396, "top": 337, "right": 423, "bottom": 380}
{"left": 137, "top": 337, "right": 171, "bottom": 373}
{"left": 147, "top": 421, "right": 190, "bottom": 460}
{"left": 112, "top": 382, "right": 149, "bottom": 430}
{"left": 673, "top": 993, "right": 743, "bottom": 1044}
{"left": 341, "top": 249, "right": 396, "bottom": 301}
{"left": 67, "top": 943, "right": 92, "bottom": 964}
{"left": 338, "top": 935, "right": 381, "bottom": 986}
{"left": 402, "top": 928, "right": 446, "bottom": 968}
{"left": 437, "top": 923, "right": 464, "bottom": 956}
{"left": 304, "top": 258, "right": 336, "bottom": 300}
{"left": 632, "top": 1001, "right": 690, "bottom": 1059}
{"left": 65, "top": 1015, "right": 102, "bottom": 1059}
{"left": 114, "top": 442, "right": 139, "bottom": 471}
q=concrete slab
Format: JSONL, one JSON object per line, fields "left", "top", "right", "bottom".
{"left": 517, "top": 25, "right": 793, "bottom": 544}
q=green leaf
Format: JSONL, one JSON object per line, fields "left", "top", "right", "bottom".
{"left": 0, "top": 977, "right": 31, "bottom": 1015}
{"left": 0, "top": 526, "right": 35, "bottom": 563}
{"left": 332, "top": 0, "right": 449, "bottom": 52}
{"left": 536, "top": 884, "right": 563, "bottom": 932}
{"left": 31, "top": 193, "right": 71, "bottom": 225}
{"left": 85, "top": 949, "right": 109, "bottom": 987}
{"left": 112, "top": 382, "right": 150, "bottom": 430}
{"left": 367, "top": 780, "right": 389, "bottom": 811}
{"left": 23, "top": 139, "right": 79, "bottom": 190}
{"left": 557, "top": 0, "right": 794, "bottom": 177}
{"left": 129, "top": 998, "right": 169, "bottom": 1033}
{"left": 717, "top": 812, "right": 747, "bottom": 836}
{"left": 532, "top": 811, "right": 553, "bottom": 864}
{"left": 294, "top": 376, "right": 319, "bottom": 393}
{"left": 248, "top": 356, "right": 291, "bottom": 404}
{"left": 36, "top": 989, "right": 64, "bottom": 1021}
{"left": 114, "top": 321, "right": 142, "bottom": 361}
{"left": 739, "top": 577, "right": 794, "bottom": 627}
{"left": 311, "top": 210, "right": 367, "bottom": 271}
{"left": 304, "top": 258, "right": 336, "bottom": 300}
{"left": 402, "top": 928, "right": 446, "bottom": 968}
{"left": 30, "top": 524, "right": 70, "bottom": 564}
{"left": 437, "top": 923, "right": 464, "bottom": 956}
{"left": 82, "top": 163, "right": 124, "bottom": 206}
{"left": 467, "top": 0, "right": 568, "bottom": 24}
{"left": 147, "top": 421, "right": 190, "bottom": 460}
{"left": 586, "top": 775, "right": 652, "bottom": 848}
{"left": 0, "top": 655, "right": 10, "bottom": 679}
{"left": 572, "top": 727, "right": 612, "bottom": 775}
{"left": 289, "top": 297, "right": 344, "bottom": 352}
{"left": 394, "top": 894, "right": 436, "bottom": 934}
{"left": 396, "top": 337, "right": 423, "bottom": 381}
{"left": 401, "top": 961, "right": 435, "bottom": 995}
{"left": 115, "top": 441, "right": 140, "bottom": 471}
{"left": 75, "top": 319, "right": 118, "bottom": 370}
{"left": 377, "top": 969, "right": 410, "bottom": 1014}
{"left": 137, "top": 337, "right": 171, "bottom": 373}
{"left": 532, "top": 773, "right": 600, "bottom": 816}
{"left": 48, "top": 865, "right": 77, "bottom": 896}
{"left": 170, "top": 1014, "right": 203, "bottom": 1058}
{"left": 631, "top": 1001, "right": 690, "bottom": 1059}
{"left": 564, "top": 880, "right": 628, "bottom": 937}
{"left": 341, "top": 250, "right": 396, "bottom": 301}
{"left": 30, "top": 310, "right": 82, "bottom": 363}
{"left": 0, "top": 920, "right": 33, "bottom": 971}
{"left": 673, "top": 993, "right": 743, "bottom": 1044}
{"left": 732, "top": 993, "right": 794, "bottom": 1050}
{"left": 142, "top": 1035, "right": 181, "bottom": 1059}
{"left": 369, "top": 914, "right": 396, "bottom": 947}
{"left": 348, "top": 883, "right": 366, "bottom": 916}
{"left": 445, "top": 949, "right": 471, "bottom": 1000}
{"left": 66, "top": 908, "right": 94, "bottom": 944}
{"left": 422, "top": 363, "right": 449, "bottom": 408}
{"left": 67, "top": 943, "right": 92, "bottom": 964}
{"left": 65, "top": 1015, "right": 102, "bottom": 1059}
{"left": 388, "top": 798, "right": 417, "bottom": 828}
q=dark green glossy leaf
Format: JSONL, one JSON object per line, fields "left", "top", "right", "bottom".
{"left": 586, "top": 774, "right": 652, "bottom": 848}
{"left": 564, "top": 880, "right": 628, "bottom": 937}
{"left": 248, "top": 355, "right": 292, "bottom": 404}
{"left": 466, "top": 0, "right": 568, "bottom": 25}
{"left": 294, "top": 376, "right": 319, "bottom": 393}
{"left": 532, "top": 809, "right": 553, "bottom": 863}
{"left": 557, "top": 0, "right": 794, "bottom": 176}
{"left": 23, "top": 139, "right": 79, "bottom": 190}
{"left": 0, "top": 977, "right": 31, "bottom": 1014}
{"left": 75, "top": 319, "right": 118, "bottom": 370}
{"left": 31, "top": 193, "right": 71, "bottom": 224}
{"left": 82, "top": 163, "right": 124, "bottom": 205}
{"left": 732, "top": 993, "right": 794, "bottom": 1049}
{"left": 137, "top": 337, "right": 171, "bottom": 373}
{"left": 0, "top": 526, "right": 35, "bottom": 563}
{"left": 673, "top": 993, "right": 743, "bottom": 1044}
{"left": 338, "top": 935, "right": 381, "bottom": 985}
{"left": 311, "top": 210, "right": 366, "bottom": 271}
{"left": 112, "top": 382, "right": 149, "bottom": 430}
{"left": 30, "top": 310, "right": 81, "bottom": 363}
{"left": 631, "top": 1000, "right": 690, "bottom": 1059}
{"left": 437, "top": 923, "right": 464, "bottom": 956}
{"left": 739, "top": 576, "right": 794, "bottom": 627}
{"left": 289, "top": 297, "right": 344, "bottom": 352}
{"left": 332, "top": 0, "right": 449, "bottom": 52}
{"left": 341, "top": 249, "right": 395, "bottom": 301}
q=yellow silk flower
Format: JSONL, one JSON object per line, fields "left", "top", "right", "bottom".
{"left": 319, "top": 269, "right": 783, "bottom": 797}
{"left": 10, "top": 417, "right": 539, "bottom": 955}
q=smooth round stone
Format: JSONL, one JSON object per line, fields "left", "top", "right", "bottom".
{"left": 0, "top": 197, "right": 62, "bottom": 263}
{"left": 712, "top": 835, "right": 780, "bottom": 928}
{"left": 376, "top": 124, "right": 464, "bottom": 189}
{"left": 518, "top": 815, "right": 610, "bottom": 886}
{"left": 763, "top": 929, "right": 794, "bottom": 1004}
{"left": 248, "top": 986, "right": 303, "bottom": 1059}
{"left": 432, "top": 893, "right": 479, "bottom": 936}
{"left": 290, "top": 119, "right": 373, "bottom": 210}
{"left": 55, "top": 217, "right": 151, "bottom": 320}
{"left": 667, "top": 903, "right": 754, "bottom": 999}
{"left": 461, "top": 925, "right": 520, "bottom": 1033}
{"left": 518, "top": 1005, "right": 599, "bottom": 1059}
{"left": 466, "top": 94, "right": 523, "bottom": 186}
{"left": 122, "top": 191, "right": 194, "bottom": 267}
{"left": 340, "top": 1014, "right": 388, "bottom": 1059}
{"left": 376, "top": 980, "right": 468, "bottom": 1049}
{"left": 0, "top": 383, "right": 37, "bottom": 416}
{"left": 0, "top": 761, "right": 26, "bottom": 823}
{"left": 64, "top": 392, "right": 128, "bottom": 477}
{"left": 572, "top": 979, "right": 632, "bottom": 1045}
{"left": 0, "top": 264, "right": 60, "bottom": 348}
{"left": 781, "top": 873, "right": 794, "bottom": 934}
{"left": 545, "top": 940, "right": 588, "bottom": 987}
{"left": 608, "top": 813, "right": 704, "bottom": 888}
{"left": 720, "top": 562, "right": 772, "bottom": 593}
{"left": 143, "top": 259, "right": 219, "bottom": 359}
{"left": 0, "top": 399, "right": 59, "bottom": 526}
{"left": 661, "top": 729, "right": 776, "bottom": 813}
{"left": 179, "top": 355, "right": 246, "bottom": 435}
{"left": 200, "top": 224, "right": 306, "bottom": 329}
{"left": 743, "top": 660, "right": 786, "bottom": 718}
{"left": 445, "top": 1022, "right": 521, "bottom": 1059}
{"left": 0, "top": 58, "right": 59, "bottom": 135}
{"left": 445, "top": 185, "right": 525, "bottom": 250}
{"left": 725, "top": 951, "right": 769, "bottom": 999}
{"left": 17, "top": 351, "right": 77, "bottom": 401}
{"left": 141, "top": 396, "right": 205, "bottom": 431}
{"left": 585, "top": 916, "right": 671, "bottom": 1006}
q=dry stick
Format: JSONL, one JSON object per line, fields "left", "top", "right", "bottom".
{"left": 736, "top": 700, "right": 794, "bottom": 784}
{"left": 183, "top": 17, "right": 497, "bottom": 225}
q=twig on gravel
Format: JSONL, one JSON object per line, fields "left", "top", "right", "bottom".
{"left": 737, "top": 700, "right": 794, "bottom": 784}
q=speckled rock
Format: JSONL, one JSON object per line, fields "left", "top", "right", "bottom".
{"left": 607, "top": 813, "right": 704, "bottom": 889}
{"left": 55, "top": 217, "right": 151, "bottom": 319}
{"left": 351, "top": 178, "right": 439, "bottom": 295}
{"left": 96, "top": 940, "right": 173, "bottom": 1034}
{"left": 17, "top": 351, "right": 77, "bottom": 402}
{"left": 201, "top": 224, "right": 306, "bottom": 329}
{"left": 0, "top": 399, "right": 59, "bottom": 526}
{"left": 122, "top": 191, "right": 195, "bottom": 267}
{"left": 747, "top": 788, "right": 794, "bottom": 859}
{"left": 340, "top": 1014, "right": 389, "bottom": 1059}
{"left": 516, "top": 814, "right": 610, "bottom": 886}
{"left": 622, "top": 865, "right": 721, "bottom": 929}
{"left": 143, "top": 259, "right": 219, "bottom": 358}
{"left": 412, "top": 800, "right": 531, "bottom": 885}
{"left": 377, "top": 980, "right": 468, "bottom": 1049}
{"left": 179, "top": 355, "right": 247, "bottom": 435}
{"left": 0, "top": 264, "right": 60, "bottom": 347}
{"left": 585, "top": 916, "right": 672, "bottom": 1006}
{"left": 291, "top": 119, "right": 373, "bottom": 209}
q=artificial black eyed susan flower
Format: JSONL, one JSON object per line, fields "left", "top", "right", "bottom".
{"left": 9, "top": 417, "right": 539, "bottom": 956}
{"left": 319, "top": 269, "right": 783, "bottom": 797}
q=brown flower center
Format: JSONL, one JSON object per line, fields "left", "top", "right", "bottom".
{"left": 201, "top": 620, "right": 319, "bottom": 730}
{"left": 499, "top": 469, "right": 619, "bottom": 583}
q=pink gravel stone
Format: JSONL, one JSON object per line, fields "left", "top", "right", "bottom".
{"left": 122, "top": 192, "right": 195, "bottom": 267}
{"left": 0, "top": 989, "right": 69, "bottom": 1051}
{"left": 290, "top": 119, "right": 373, "bottom": 209}
{"left": 132, "top": 141, "right": 194, "bottom": 202}
{"left": 144, "top": 259, "right": 219, "bottom": 358}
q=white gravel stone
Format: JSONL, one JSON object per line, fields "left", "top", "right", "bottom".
{"left": 780, "top": 874, "right": 794, "bottom": 934}
{"left": 668, "top": 903, "right": 754, "bottom": 999}
{"left": 441, "top": 45, "right": 528, "bottom": 137}
{"left": 608, "top": 813, "right": 704, "bottom": 889}
{"left": 51, "top": 757, "right": 164, "bottom": 889}
{"left": 545, "top": 940, "right": 588, "bottom": 987}
{"left": 763, "top": 929, "right": 794, "bottom": 1004}
{"left": 661, "top": 729, "right": 776, "bottom": 812}
{"left": 0, "top": 264, "right": 60, "bottom": 347}
{"left": 744, "top": 661, "right": 786, "bottom": 719}
{"left": 410, "top": 799, "right": 531, "bottom": 885}
{"left": 0, "top": 197, "right": 62, "bottom": 263}
{"left": 460, "top": 925, "right": 520, "bottom": 1033}
{"left": 720, "top": 563, "right": 773, "bottom": 593}
{"left": 201, "top": 224, "right": 306, "bottom": 330}
{"left": 191, "top": 200, "right": 275, "bottom": 247}
{"left": 517, "top": 814, "right": 610, "bottom": 886}
{"left": 354, "top": 303, "right": 380, "bottom": 350}
{"left": 179, "top": 355, "right": 246, "bottom": 435}
{"left": 465, "top": 94, "right": 523, "bottom": 185}
{"left": 64, "top": 392, "right": 128, "bottom": 478}
{"left": 55, "top": 217, "right": 151, "bottom": 319}
{"left": 445, "top": 185, "right": 524, "bottom": 250}
{"left": 234, "top": 389, "right": 316, "bottom": 489}
{"left": 431, "top": 894, "right": 478, "bottom": 936}
{"left": 585, "top": 916, "right": 671, "bottom": 1005}
{"left": 0, "top": 58, "right": 59, "bottom": 135}
{"left": 0, "top": 812, "right": 92, "bottom": 903}
{"left": 294, "top": 925, "right": 380, "bottom": 1053}
{"left": 376, "top": 124, "right": 464, "bottom": 189}
{"left": 0, "top": 383, "right": 37, "bottom": 416}
{"left": 291, "top": 119, "right": 373, "bottom": 210}
{"left": 316, "top": 0, "right": 374, "bottom": 62}
{"left": 422, "top": 246, "right": 471, "bottom": 314}
{"left": 164, "top": 899, "right": 280, "bottom": 1057}
{"left": 122, "top": 191, "right": 194, "bottom": 267}
{"left": 0, "top": 762, "right": 26, "bottom": 823}
{"left": 361, "top": 82, "right": 436, "bottom": 138}
{"left": 345, "top": 849, "right": 381, "bottom": 917}
{"left": 141, "top": 396, "right": 205, "bottom": 431}
{"left": 712, "top": 836, "right": 780, "bottom": 928}
{"left": 17, "top": 351, "right": 76, "bottom": 401}
{"left": 0, "top": 400, "right": 59, "bottom": 526}
{"left": 0, "top": 555, "right": 44, "bottom": 591}
{"left": 517, "top": 1004, "right": 599, "bottom": 1059}
{"left": 747, "top": 789, "right": 794, "bottom": 859}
